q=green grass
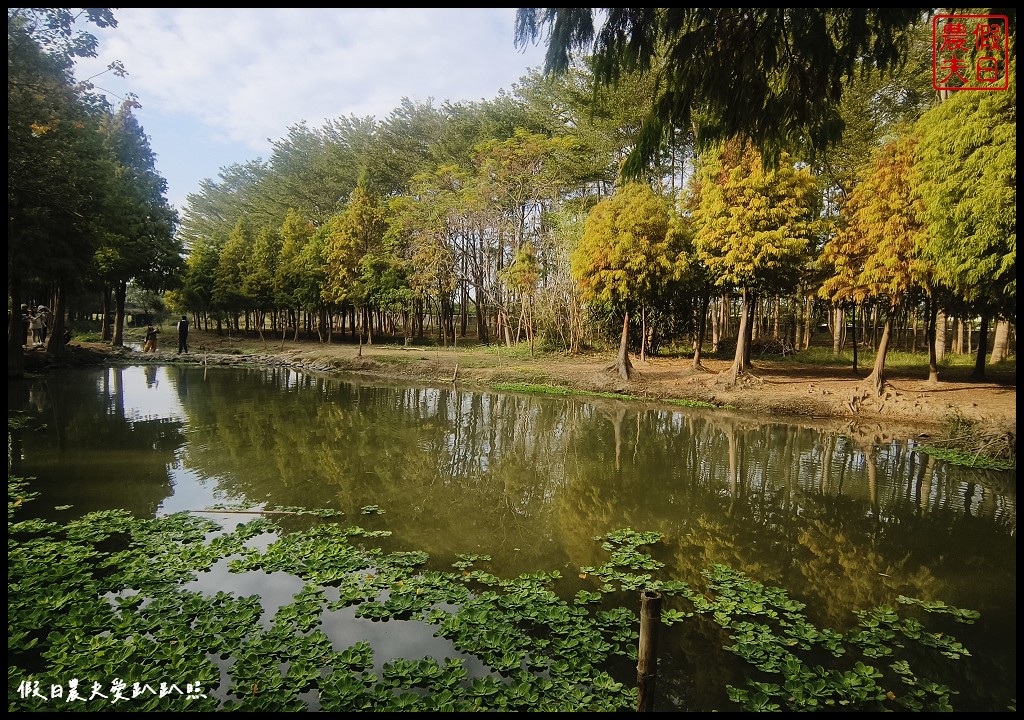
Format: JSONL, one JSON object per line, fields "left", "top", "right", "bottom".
{"left": 490, "top": 382, "right": 726, "bottom": 409}
{"left": 368, "top": 354, "right": 416, "bottom": 365}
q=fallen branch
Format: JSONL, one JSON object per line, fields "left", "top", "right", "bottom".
{"left": 191, "top": 508, "right": 299, "bottom": 515}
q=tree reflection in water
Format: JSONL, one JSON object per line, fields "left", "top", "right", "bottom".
{"left": 8, "top": 364, "right": 1015, "bottom": 711}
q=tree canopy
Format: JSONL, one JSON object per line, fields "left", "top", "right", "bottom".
{"left": 914, "top": 64, "right": 1016, "bottom": 320}
{"left": 571, "top": 182, "right": 678, "bottom": 377}
{"left": 820, "top": 136, "right": 931, "bottom": 393}
{"left": 515, "top": 8, "right": 923, "bottom": 174}
{"left": 690, "top": 141, "right": 818, "bottom": 381}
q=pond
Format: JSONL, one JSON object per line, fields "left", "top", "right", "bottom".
{"left": 7, "top": 364, "right": 1016, "bottom": 711}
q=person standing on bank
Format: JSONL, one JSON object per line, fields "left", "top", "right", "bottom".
{"left": 20, "top": 304, "right": 31, "bottom": 346}
{"left": 143, "top": 324, "right": 159, "bottom": 353}
{"left": 37, "top": 306, "right": 50, "bottom": 344}
{"left": 176, "top": 315, "right": 189, "bottom": 354}
{"left": 29, "top": 308, "right": 45, "bottom": 347}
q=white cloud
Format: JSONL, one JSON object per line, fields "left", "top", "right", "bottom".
{"left": 74, "top": 8, "right": 549, "bottom": 209}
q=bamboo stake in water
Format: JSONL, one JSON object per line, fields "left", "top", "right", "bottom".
{"left": 637, "top": 589, "right": 662, "bottom": 712}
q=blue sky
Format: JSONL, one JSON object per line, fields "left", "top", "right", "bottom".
{"left": 73, "top": 8, "right": 550, "bottom": 212}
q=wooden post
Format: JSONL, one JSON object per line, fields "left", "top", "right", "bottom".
{"left": 636, "top": 589, "right": 662, "bottom": 712}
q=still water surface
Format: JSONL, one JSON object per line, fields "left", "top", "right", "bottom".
{"left": 8, "top": 364, "right": 1016, "bottom": 711}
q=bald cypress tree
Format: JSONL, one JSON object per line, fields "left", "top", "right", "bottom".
{"left": 691, "top": 141, "right": 817, "bottom": 385}
{"left": 570, "top": 182, "right": 678, "bottom": 380}
{"left": 914, "top": 68, "right": 1016, "bottom": 381}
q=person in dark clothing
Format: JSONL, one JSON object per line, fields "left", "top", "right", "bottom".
{"left": 20, "top": 304, "right": 30, "bottom": 346}
{"left": 176, "top": 315, "right": 189, "bottom": 354}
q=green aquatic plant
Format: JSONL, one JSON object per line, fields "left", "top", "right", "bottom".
{"left": 918, "top": 445, "right": 1014, "bottom": 471}
{"left": 7, "top": 478, "right": 998, "bottom": 712}
{"left": 686, "top": 565, "right": 978, "bottom": 712}
{"left": 918, "top": 408, "right": 1016, "bottom": 470}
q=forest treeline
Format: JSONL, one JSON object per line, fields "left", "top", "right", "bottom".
{"left": 8, "top": 9, "right": 1016, "bottom": 392}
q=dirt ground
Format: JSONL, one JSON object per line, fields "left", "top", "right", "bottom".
{"left": 34, "top": 329, "right": 1015, "bottom": 444}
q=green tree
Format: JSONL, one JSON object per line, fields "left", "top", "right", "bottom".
{"left": 473, "top": 129, "right": 578, "bottom": 346}
{"left": 93, "top": 101, "right": 180, "bottom": 347}
{"left": 260, "top": 117, "right": 375, "bottom": 226}
{"left": 914, "top": 64, "right": 1016, "bottom": 380}
{"left": 212, "top": 218, "right": 254, "bottom": 330}
{"left": 691, "top": 141, "right": 818, "bottom": 384}
{"left": 7, "top": 8, "right": 119, "bottom": 375}
{"left": 365, "top": 98, "right": 449, "bottom": 197}
{"left": 389, "top": 167, "right": 467, "bottom": 347}
{"left": 177, "top": 161, "right": 271, "bottom": 261}
{"left": 275, "top": 208, "right": 319, "bottom": 342}
{"left": 570, "top": 182, "right": 677, "bottom": 379}
{"left": 323, "top": 180, "right": 389, "bottom": 342}
{"left": 665, "top": 212, "right": 711, "bottom": 369}
{"left": 502, "top": 241, "right": 541, "bottom": 355}
{"left": 242, "top": 226, "right": 282, "bottom": 338}
{"left": 357, "top": 249, "right": 415, "bottom": 344}
{"left": 515, "top": 8, "right": 923, "bottom": 175}
{"left": 817, "top": 17, "right": 936, "bottom": 201}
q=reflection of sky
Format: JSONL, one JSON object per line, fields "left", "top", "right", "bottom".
{"left": 112, "top": 366, "right": 233, "bottom": 516}
{"left": 115, "top": 366, "right": 189, "bottom": 423}
{"left": 160, "top": 467, "right": 230, "bottom": 515}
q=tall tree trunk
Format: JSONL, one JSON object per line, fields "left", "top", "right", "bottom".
{"left": 607, "top": 311, "right": 634, "bottom": 381}
{"left": 851, "top": 303, "right": 859, "bottom": 374}
{"left": 870, "top": 302, "right": 879, "bottom": 350}
{"left": 527, "top": 297, "right": 535, "bottom": 357}
{"left": 971, "top": 312, "right": 990, "bottom": 380}
{"left": 773, "top": 296, "right": 781, "bottom": 340}
{"left": 864, "top": 304, "right": 896, "bottom": 396}
{"left": 460, "top": 281, "right": 468, "bottom": 339}
{"left": 692, "top": 293, "right": 709, "bottom": 370}
{"left": 101, "top": 286, "right": 113, "bottom": 342}
{"left": 501, "top": 309, "right": 510, "bottom": 347}
{"left": 112, "top": 280, "right": 127, "bottom": 348}
{"left": 926, "top": 294, "right": 940, "bottom": 383}
{"left": 710, "top": 297, "right": 720, "bottom": 353}
{"left": 989, "top": 318, "right": 1009, "bottom": 364}
{"left": 750, "top": 295, "right": 761, "bottom": 345}
{"left": 743, "top": 294, "right": 755, "bottom": 367}
{"left": 935, "top": 311, "right": 947, "bottom": 361}
{"left": 474, "top": 296, "right": 489, "bottom": 345}
{"left": 721, "top": 293, "right": 731, "bottom": 341}
{"left": 44, "top": 283, "right": 68, "bottom": 357}
{"left": 728, "top": 288, "right": 753, "bottom": 384}
{"left": 832, "top": 306, "right": 844, "bottom": 355}
{"left": 802, "top": 296, "right": 814, "bottom": 350}
{"left": 913, "top": 309, "right": 921, "bottom": 354}
{"left": 640, "top": 305, "right": 647, "bottom": 363}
